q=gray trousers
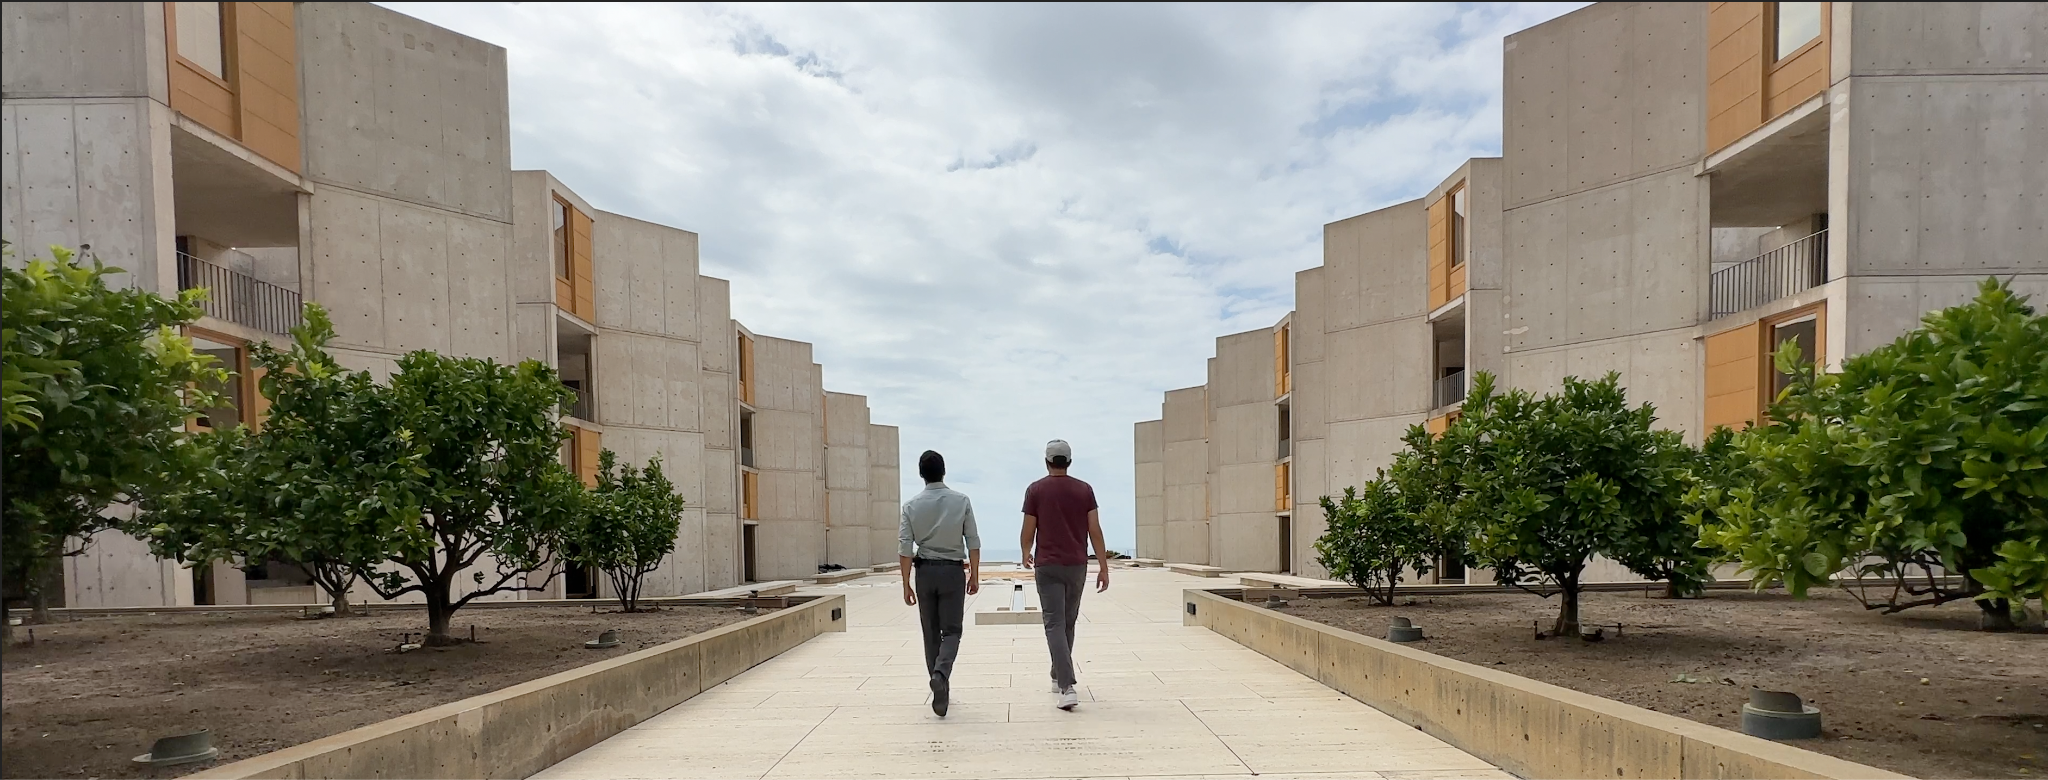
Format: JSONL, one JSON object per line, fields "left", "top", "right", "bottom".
{"left": 914, "top": 560, "right": 966, "bottom": 679}
{"left": 1034, "top": 564, "right": 1088, "bottom": 688}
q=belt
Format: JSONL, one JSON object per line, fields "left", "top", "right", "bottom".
{"left": 912, "top": 557, "right": 964, "bottom": 567}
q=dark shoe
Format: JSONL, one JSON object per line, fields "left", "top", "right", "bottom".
{"left": 930, "top": 671, "right": 950, "bottom": 717}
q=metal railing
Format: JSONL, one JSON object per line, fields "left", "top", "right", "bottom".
{"left": 1434, "top": 369, "right": 1467, "bottom": 409}
{"left": 1709, "top": 229, "right": 1827, "bottom": 319}
{"left": 563, "top": 382, "right": 594, "bottom": 421}
{"left": 176, "top": 251, "right": 302, "bottom": 334}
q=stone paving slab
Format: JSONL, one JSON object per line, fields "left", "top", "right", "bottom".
{"left": 535, "top": 567, "right": 1502, "bottom": 780}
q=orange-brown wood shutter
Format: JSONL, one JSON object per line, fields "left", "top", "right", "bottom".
{"left": 570, "top": 209, "right": 596, "bottom": 321}
{"left": 1426, "top": 196, "right": 1451, "bottom": 310}
{"left": 1274, "top": 462, "right": 1290, "bottom": 512}
{"left": 573, "top": 426, "right": 602, "bottom": 487}
{"left": 1704, "top": 321, "right": 1764, "bottom": 431}
{"left": 742, "top": 471, "right": 759, "bottom": 520}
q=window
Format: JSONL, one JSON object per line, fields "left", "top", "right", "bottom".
{"left": 1774, "top": 2, "right": 1823, "bottom": 61}
{"left": 190, "top": 336, "right": 244, "bottom": 430}
{"left": 174, "top": 2, "right": 226, "bottom": 79}
{"left": 1768, "top": 314, "right": 1818, "bottom": 399}
{"left": 1449, "top": 186, "right": 1469, "bottom": 268}
{"left": 552, "top": 198, "right": 571, "bottom": 279}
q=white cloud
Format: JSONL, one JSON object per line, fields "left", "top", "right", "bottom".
{"left": 383, "top": 1, "right": 1584, "bottom": 557}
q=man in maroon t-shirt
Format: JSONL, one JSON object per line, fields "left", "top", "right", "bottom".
{"left": 1019, "top": 439, "right": 1109, "bottom": 711}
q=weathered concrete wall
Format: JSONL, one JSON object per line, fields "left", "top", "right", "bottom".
{"left": 186, "top": 595, "right": 848, "bottom": 780}
{"left": 297, "top": 3, "right": 509, "bottom": 223}
{"left": 699, "top": 278, "right": 740, "bottom": 589}
{"left": 1207, "top": 329, "right": 1280, "bottom": 572}
{"left": 1831, "top": 2, "right": 2048, "bottom": 353}
{"left": 1500, "top": 1, "right": 1709, "bottom": 441}
{"left": 2, "top": 2, "right": 167, "bottom": 101}
{"left": 298, "top": 4, "right": 514, "bottom": 364}
{"left": 1184, "top": 590, "right": 1903, "bottom": 780}
{"left": 1289, "top": 269, "right": 1328, "bottom": 578}
{"left": 587, "top": 211, "right": 710, "bottom": 596}
{"left": 868, "top": 424, "right": 901, "bottom": 566}
{"left": 1, "top": 97, "right": 176, "bottom": 293}
{"left": 1133, "top": 419, "right": 1165, "bottom": 560}
{"left": 823, "top": 391, "right": 872, "bottom": 567}
{"left": 1161, "top": 385, "right": 1210, "bottom": 565}
{"left": 749, "top": 333, "right": 825, "bottom": 581}
{"left": 1319, "top": 201, "right": 1431, "bottom": 499}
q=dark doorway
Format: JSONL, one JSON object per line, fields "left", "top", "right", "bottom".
{"left": 1437, "top": 541, "right": 1467, "bottom": 584}
{"left": 1278, "top": 516, "right": 1292, "bottom": 574}
{"left": 562, "top": 544, "right": 598, "bottom": 599}
{"left": 743, "top": 524, "right": 759, "bottom": 583}
{"left": 193, "top": 563, "right": 215, "bottom": 606}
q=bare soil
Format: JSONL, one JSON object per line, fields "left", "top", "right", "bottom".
{"left": 1, "top": 604, "right": 763, "bottom": 779}
{"left": 1287, "top": 588, "right": 2047, "bottom": 779}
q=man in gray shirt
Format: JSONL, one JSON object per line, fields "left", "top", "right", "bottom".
{"left": 899, "top": 450, "right": 980, "bottom": 717}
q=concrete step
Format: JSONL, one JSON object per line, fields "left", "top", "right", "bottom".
{"left": 692, "top": 580, "right": 800, "bottom": 599}
{"left": 1127, "top": 558, "right": 1165, "bottom": 568}
{"left": 1238, "top": 572, "right": 1347, "bottom": 589}
{"left": 811, "top": 569, "right": 868, "bottom": 585}
{"left": 1167, "top": 563, "right": 1229, "bottom": 578}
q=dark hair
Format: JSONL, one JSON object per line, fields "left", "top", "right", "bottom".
{"left": 1047, "top": 456, "right": 1071, "bottom": 469}
{"left": 918, "top": 450, "right": 946, "bottom": 483}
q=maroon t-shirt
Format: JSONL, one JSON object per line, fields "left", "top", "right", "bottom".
{"left": 1023, "top": 475, "right": 1097, "bottom": 566}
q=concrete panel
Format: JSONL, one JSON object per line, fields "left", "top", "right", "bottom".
{"left": 1324, "top": 200, "right": 1427, "bottom": 331}
{"left": 1326, "top": 415, "right": 1422, "bottom": 499}
{"left": 298, "top": 2, "right": 511, "bottom": 221}
{"left": 1214, "top": 462, "right": 1277, "bottom": 515}
{"left": 1164, "top": 518, "right": 1209, "bottom": 566}
{"left": 508, "top": 171, "right": 554, "bottom": 304}
{"left": 753, "top": 518, "right": 823, "bottom": 581}
{"left": 3, "top": 2, "right": 163, "bottom": 100}
{"left": 1846, "top": 273, "right": 2048, "bottom": 355}
{"left": 1504, "top": 3, "right": 1706, "bottom": 209}
{"left": 1161, "top": 385, "right": 1207, "bottom": 443}
{"left": 376, "top": 199, "right": 452, "bottom": 355}
{"left": 1849, "top": 2, "right": 2048, "bottom": 76}
{"left": 1625, "top": 169, "right": 1707, "bottom": 334}
{"left": 701, "top": 364, "right": 734, "bottom": 452}
{"left": 1326, "top": 318, "right": 1431, "bottom": 423}
{"left": 699, "top": 277, "right": 732, "bottom": 373}
{"left": 309, "top": 187, "right": 386, "bottom": 348}
{"left": 704, "top": 512, "right": 738, "bottom": 589}
{"left": 1209, "top": 328, "right": 1276, "bottom": 407}
{"left": 1289, "top": 359, "right": 1325, "bottom": 440}
{"left": 1293, "top": 267, "right": 1326, "bottom": 363}
{"left": 4, "top": 99, "right": 174, "bottom": 293}
{"left": 1210, "top": 403, "right": 1277, "bottom": 467}
{"left": 663, "top": 230, "right": 701, "bottom": 342}
{"left": 1134, "top": 419, "right": 1163, "bottom": 465}
{"left": 752, "top": 409, "right": 816, "bottom": 473}
{"left": 1844, "top": 77, "right": 2048, "bottom": 277}
{"left": 1290, "top": 437, "right": 1330, "bottom": 579}
{"left": 1214, "top": 513, "right": 1283, "bottom": 572}
{"left": 64, "top": 528, "right": 183, "bottom": 608}
{"left": 446, "top": 215, "right": 512, "bottom": 361}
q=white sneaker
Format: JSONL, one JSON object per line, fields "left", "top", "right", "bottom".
{"left": 1057, "top": 686, "right": 1079, "bottom": 711}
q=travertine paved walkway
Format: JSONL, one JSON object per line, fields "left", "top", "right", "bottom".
{"left": 537, "top": 567, "right": 1505, "bottom": 780}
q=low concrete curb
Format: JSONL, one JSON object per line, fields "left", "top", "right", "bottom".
{"left": 185, "top": 594, "right": 847, "bottom": 780}
{"left": 1182, "top": 589, "right": 1910, "bottom": 780}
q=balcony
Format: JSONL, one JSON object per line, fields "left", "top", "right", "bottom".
{"left": 1709, "top": 229, "right": 1827, "bottom": 319}
{"left": 1433, "top": 369, "right": 1467, "bottom": 409}
{"left": 177, "top": 251, "right": 302, "bottom": 334}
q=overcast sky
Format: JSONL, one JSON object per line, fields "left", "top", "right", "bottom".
{"left": 385, "top": 1, "right": 1583, "bottom": 556}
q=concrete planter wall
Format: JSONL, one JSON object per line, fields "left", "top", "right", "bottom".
{"left": 187, "top": 595, "right": 846, "bottom": 780}
{"left": 1182, "top": 589, "right": 1907, "bottom": 780}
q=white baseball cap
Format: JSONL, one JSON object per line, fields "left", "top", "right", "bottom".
{"left": 1045, "top": 440, "right": 1073, "bottom": 462}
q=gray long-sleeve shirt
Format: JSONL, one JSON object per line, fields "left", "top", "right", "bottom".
{"left": 898, "top": 482, "right": 980, "bottom": 560}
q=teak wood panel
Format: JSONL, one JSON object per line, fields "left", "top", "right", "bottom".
{"left": 570, "top": 209, "right": 596, "bottom": 321}
{"left": 1273, "top": 326, "right": 1291, "bottom": 398}
{"left": 165, "top": 3, "right": 301, "bottom": 172}
{"left": 738, "top": 334, "right": 757, "bottom": 405}
{"left": 572, "top": 426, "right": 602, "bottom": 487}
{"left": 233, "top": 2, "right": 300, "bottom": 172}
{"left": 1273, "top": 462, "right": 1290, "bottom": 512}
{"left": 1704, "top": 321, "right": 1764, "bottom": 431}
{"left": 742, "top": 470, "right": 760, "bottom": 520}
{"left": 1707, "top": 2, "right": 1830, "bottom": 154}
{"left": 1426, "top": 195, "right": 1451, "bottom": 310}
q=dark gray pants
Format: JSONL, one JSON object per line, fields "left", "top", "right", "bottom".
{"left": 1035, "top": 564, "right": 1088, "bottom": 688}
{"left": 914, "top": 560, "right": 966, "bottom": 679}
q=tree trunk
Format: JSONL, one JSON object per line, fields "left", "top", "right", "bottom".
{"left": 1664, "top": 579, "right": 1684, "bottom": 600}
{"left": 425, "top": 591, "right": 457, "bottom": 646}
{"left": 29, "top": 588, "right": 52, "bottom": 625}
{"left": 30, "top": 552, "right": 61, "bottom": 624}
{"left": 1978, "top": 597, "right": 2016, "bottom": 632}
{"left": 1553, "top": 586, "right": 1581, "bottom": 637}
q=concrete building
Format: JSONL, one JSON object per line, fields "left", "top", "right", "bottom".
{"left": 1135, "top": 1, "right": 2048, "bottom": 579}
{"left": 2, "top": 2, "right": 902, "bottom": 608}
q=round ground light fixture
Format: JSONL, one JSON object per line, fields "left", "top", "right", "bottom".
{"left": 1741, "top": 689, "right": 1822, "bottom": 740}
{"left": 132, "top": 729, "right": 219, "bottom": 768}
{"left": 584, "top": 628, "right": 622, "bottom": 649}
{"left": 1386, "top": 616, "right": 1424, "bottom": 643}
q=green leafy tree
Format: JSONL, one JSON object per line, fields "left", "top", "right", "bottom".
{"left": 363, "top": 349, "right": 583, "bottom": 644}
{"left": 568, "top": 450, "right": 686, "bottom": 613}
{"left": 1452, "top": 372, "right": 1707, "bottom": 636}
{"left": 134, "top": 306, "right": 421, "bottom": 616}
{"left": 1697, "top": 279, "right": 2047, "bottom": 630}
{"left": 1314, "top": 479, "right": 1435, "bottom": 605}
{"left": 2, "top": 245, "right": 222, "bottom": 639}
